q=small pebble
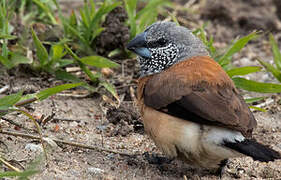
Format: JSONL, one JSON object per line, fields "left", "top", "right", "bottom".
{"left": 25, "top": 143, "right": 43, "bottom": 152}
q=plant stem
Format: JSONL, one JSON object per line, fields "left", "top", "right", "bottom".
{"left": 0, "top": 156, "right": 21, "bottom": 172}
{"left": 64, "top": 44, "right": 99, "bottom": 83}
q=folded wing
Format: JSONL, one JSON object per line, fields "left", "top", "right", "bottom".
{"left": 141, "top": 56, "right": 257, "bottom": 137}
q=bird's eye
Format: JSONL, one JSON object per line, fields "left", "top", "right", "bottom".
{"left": 157, "top": 38, "right": 167, "bottom": 46}
{"left": 148, "top": 38, "right": 167, "bottom": 48}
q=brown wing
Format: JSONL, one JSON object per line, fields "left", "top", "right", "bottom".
{"left": 138, "top": 56, "right": 257, "bottom": 137}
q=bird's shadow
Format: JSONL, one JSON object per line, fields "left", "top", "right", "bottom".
{"left": 123, "top": 152, "right": 217, "bottom": 179}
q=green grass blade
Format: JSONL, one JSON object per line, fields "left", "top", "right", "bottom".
{"left": 170, "top": 12, "right": 180, "bottom": 26}
{"left": 36, "top": 83, "right": 83, "bottom": 101}
{"left": 102, "top": 2, "right": 121, "bottom": 16}
{"left": 108, "top": 48, "right": 122, "bottom": 58}
{"left": 64, "top": 44, "right": 99, "bottom": 82}
{"left": 135, "top": 0, "right": 170, "bottom": 35}
{"left": 0, "top": 55, "right": 13, "bottom": 69}
{"left": 57, "top": 59, "right": 74, "bottom": 68}
{"left": 0, "top": 91, "right": 22, "bottom": 116}
{"left": 51, "top": 44, "right": 65, "bottom": 60}
{"left": 218, "top": 32, "right": 259, "bottom": 66}
{"left": 55, "top": 70, "right": 83, "bottom": 83}
{"left": 123, "top": 0, "right": 137, "bottom": 39}
{"left": 31, "top": 28, "right": 49, "bottom": 66}
{"left": 0, "top": 170, "right": 38, "bottom": 178}
{"left": 0, "top": 91, "right": 22, "bottom": 107}
{"left": 100, "top": 81, "right": 119, "bottom": 101}
{"left": 208, "top": 36, "right": 217, "bottom": 57}
{"left": 257, "top": 58, "right": 281, "bottom": 82}
{"left": 90, "top": 0, "right": 96, "bottom": 18}
{"left": 80, "top": 9, "right": 90, "bottom": 29}
{"left": 62, "top": 20, "right": 88, "bottom": 46}
{"left": 138, "top": 10, "right": 157, "bottom": 34}
{"left": 0, "top": 34, "right": 17, "bottom": 40}
{"left": 89, "top": 1, "right": 121, "bottom": 33}
{"left": 124, "top": 0, "right": 137, "bottom": 18}
{"left": 128, "top": 16, "right": 136, "bottom": 39}
{"left": 248, "top": 106, "right": 267, "bottom": 112}
{"left": 226, "top": 66, "right": 262, "bottom": 78}
{"left": 269, "top": 33, "right": 281, "bottom": 70}
{"left": 193, "top": 23, "right": 217, "bottom": 58}
{"left": 80, "top": 2, "right": 94, "bottom": 43}
{"left": 18, "top": 94, "right": 37, "bottom": 105}
{"left": 245, "top": 97, "right": 266, "bottom": 104}
{"left": 91, "top": 27, "right": 104, "bottom": 43}
{"left": 10, "top": 52, "right": 32, "bottom": 66}
{"left": 54, "top": 70, "right": 95, "bottom": 92}
{"left": 193, "top": 26, "right": 207, "bottom": 45}
{"left": 83, "top": 2, "right": 91, "bottom": 28}
{"left": 232, "top": 77, "right": 281, "bottom": 93}
{"left": 2, "top": 40, "right": 8, "bottom": 58}
{"left": 89, "top": 1, "right": 105, "bottom": 29}
{"left": 136, "top": 0, "right": 170, "bottom": 19}
{"left": 32, "top": 0, "right": 57, "bottom": 24}
{"left": 69, "top": 10, "right": 78, "bottom": 27}
{"left": 80, "top": 56, "right": 119, "bottom": 68}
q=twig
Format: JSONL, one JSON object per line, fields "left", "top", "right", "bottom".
{"left": 41, "top": 113, "right": 55, "bottom": 126}
{"left": 0, "top": 130, "right": 137, "bottom": 157}
{"left": 0, "top": 156, "right": 21, "bottom": 172}
{"left": 46, "top": 117, "right": 91, "bottom": 124}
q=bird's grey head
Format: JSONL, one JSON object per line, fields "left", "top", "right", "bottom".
{"left": 126, "top": 21, "right": 209, "bottom": 77}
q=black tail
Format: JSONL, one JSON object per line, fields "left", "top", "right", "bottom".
{"left": 223, "top": 139, "right": 281, "bottom": 162}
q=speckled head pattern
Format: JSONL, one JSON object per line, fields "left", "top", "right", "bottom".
{"left": 127, "top": 21, "right": 209, "bottom": 77}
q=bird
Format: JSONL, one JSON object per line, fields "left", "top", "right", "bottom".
{"left": 126, "top": 21, "right": 281, "bottom": 174}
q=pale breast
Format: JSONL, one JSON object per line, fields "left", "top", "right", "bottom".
{"left": 142, "top": 105, "right": 201, "bottom": 158}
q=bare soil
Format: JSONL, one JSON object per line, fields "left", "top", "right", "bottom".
{"left": 1, "top": 0, "right": 281, "bottom": 179}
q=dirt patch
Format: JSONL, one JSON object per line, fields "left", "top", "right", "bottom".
{"left": 95, "top": 7, "right": 130, "bottom": 57}
{"left": 105, "top": 103, "right": 143, "bottom": 136}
